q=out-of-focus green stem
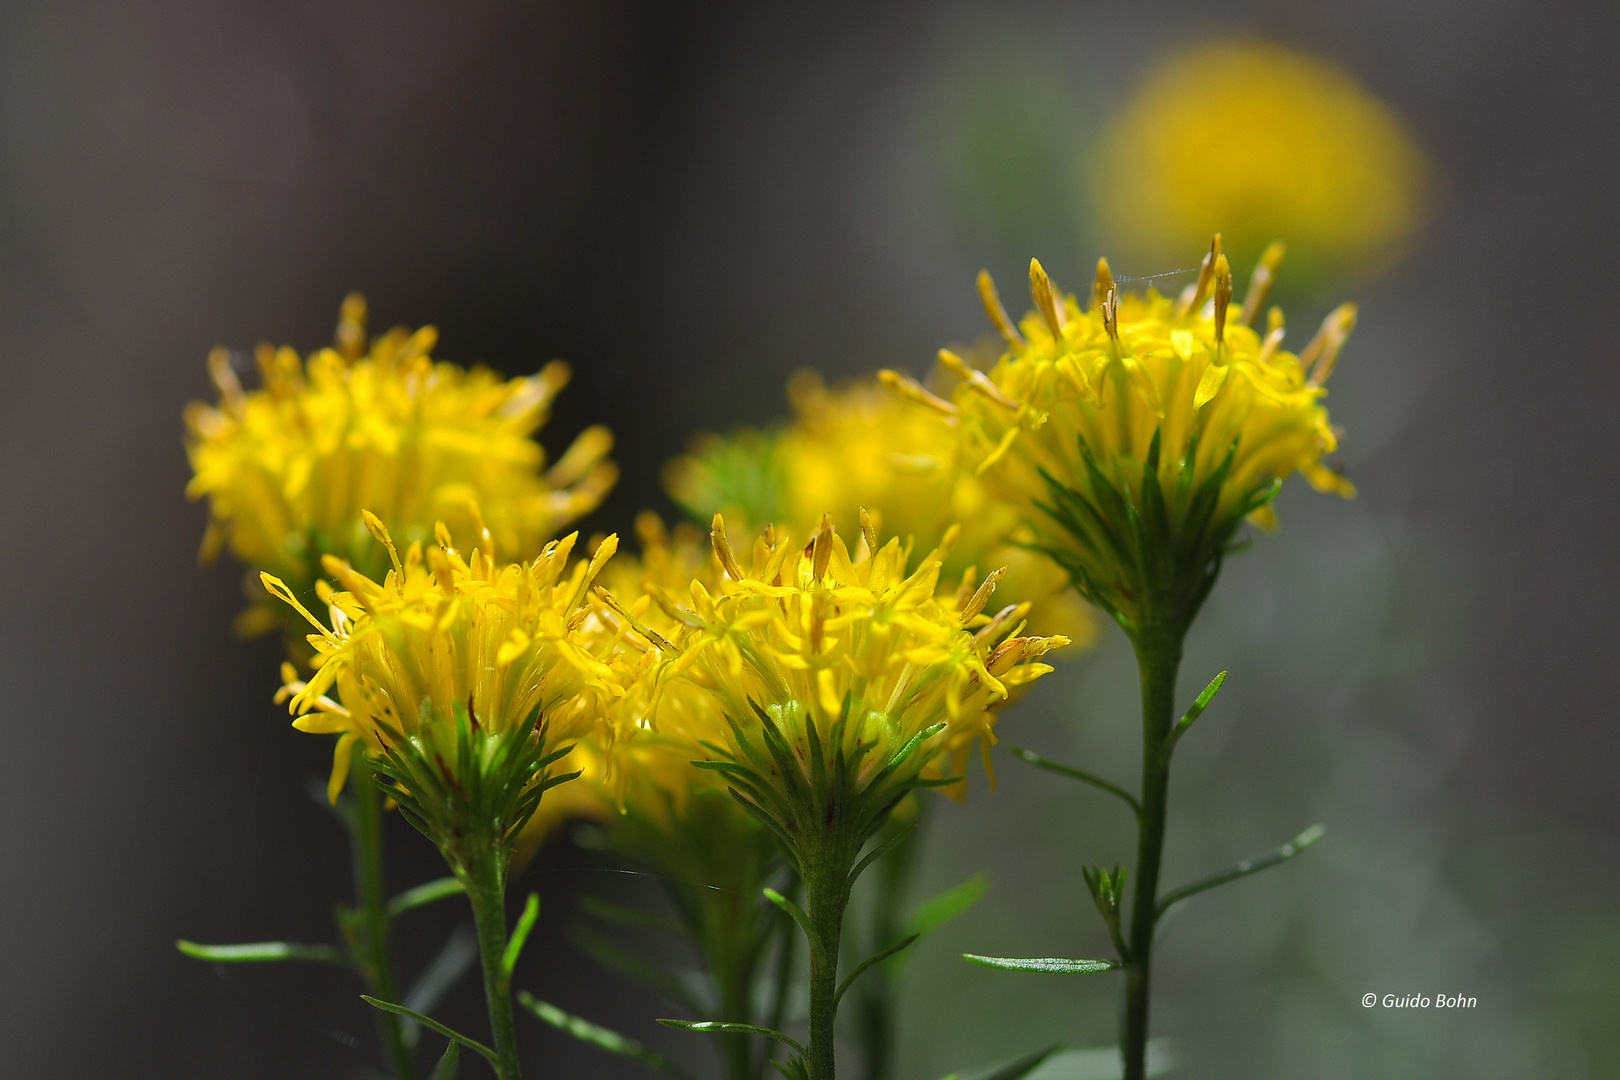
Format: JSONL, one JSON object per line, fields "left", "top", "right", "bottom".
{"left": 347, "top": 759, "right": 417, "bottom": 1080}
{"left": 855, "top": 807, "right": 926, "bottom": 1080}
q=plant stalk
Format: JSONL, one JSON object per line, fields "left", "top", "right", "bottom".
{"left": 803, "top": 849, "right": 853, "bottom": 1080}
{"left": 348, "top": 759, "right": 418, "bottom": 1080}
{"left": 464, "top": 848, "right": 524, "bottom": 1080}
{"left": 1121, "top": 628, "right": 1183, "bottom": 1080}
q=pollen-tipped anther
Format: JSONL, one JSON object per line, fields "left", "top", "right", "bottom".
{"left": 710, "top": 514, "right": 745, "bottom": 581}
{"left": 1093, "top": 257, "right": 1116, "bottom": 313}
{"left": 938, "top": 349, "right": 1020, "bottom": 411}
{"left": 336, "top": 292, "right": 367, "bottom": 360}
{"left": 977, "top": 270, "right": 1024, "bottom": 346}
{"left": 1212, "top": 254, "right": 1233, "bottom": 345}
{"left": 1029, "top": 259, "right": 1065, "bottom": 337}
{"left": 1240, "top": 241, "right": 1285, "bottom": 326}
{"left": 1303, "top": 303, "right": 1358, "bottom": 385}
{"left": 878, "top": 370, "right": 958, "bottom": 418}
{"left": 810, "top": 514, "right": 835, "bottom": 582}
{"left": 1177, "top": 233, "right": 1223, "bottom": 319}
{"left": 858, "top": 507, "right": 880, "bottom": 559}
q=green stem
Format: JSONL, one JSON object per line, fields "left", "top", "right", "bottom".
{"left": 348, "top": 759, "right": 417, "bottom": 1080}
{"left": 1121, "top": 629, "right": 1182, "bottom": 1080}
{"left": 803, "top": 851, "right": 853, "bottom": 1080}
{"left": 464, "top": 851, "right": 524, "bottom": 1080}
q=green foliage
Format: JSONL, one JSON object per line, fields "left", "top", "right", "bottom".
{"left": 175, "top": 940, "right": 344, "bottom": 964}
{"left": 962, "top": 954, "right": 1119, "bottom": 975}
{"left": 1165, "top": 670, "right": 1228, "bottom": 752}
{"left": 1081, "top": 865, "right": 1129, "bottom": 959}
{"left": 361, "top": 995, "right": 496, "bottom": 1065}
{"left": 905, "top": 872, "right": 991, "bottom": 943}
{"left": 667, "top": 428, "right": 790, "bottom": 530}
{"left": 369, "top": 700, "right": 578, "bottom": 872}
{"left": 429, "top": 1040, "right": 460, "bottom": 1080}
{"left": 658, "top": 1019, "right": 807, "bottom": 1058}
{"left": 387, "top": 877, "right": 466, "bottom": 919}
{"left": 1008, "top": 746, "right": 1142, "bottom": 819}
{"left": 519, "top": 993, "right": 699, "bottom": 1080}
{"left": 934, "top": 1043, "right": 1063, "bottom": 1080}
{"left": 1034, "top": 428, "right": 1280, "bottom": 643}
{"left": 1155, "top": 823, "right": 1326, "bottom": 921}
{"left": 835, "top": 934, "right": 918, "bottom": 1006}
{"left": 501, "top": 893, "right": 540, "bottom": 979}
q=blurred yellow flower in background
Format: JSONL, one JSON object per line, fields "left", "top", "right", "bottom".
{"left": 1095, "top": 40, "right": 1428, "bottom": 286}
{"left": 185, "top": 294, "right": 616, "bottom": 640}
{"left": 666, "top": 372, "right": 1096, "bottom": 645}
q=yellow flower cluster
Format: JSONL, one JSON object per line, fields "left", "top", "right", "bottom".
{"left": 666, "top": 372, "right": 1095, "bottom": 644}
{"left": 1096, "top": 40, "right": 1428, "bottom": 285}
{"left": 513, "top": 514, "right": 724, "bottom": 855}
{"left": 269, "top": 512, "right": 622, "bottom": 804}
{"left": 884, "top": 243, "right": 1354, "bottom": 633}
{"left": 185, "top": 294, "right": 616, "bottom": 637}
{"left": 639, "top": 514, "right": 1068, "bottom": 803}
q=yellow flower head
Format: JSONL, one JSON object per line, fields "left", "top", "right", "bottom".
{"left": 513, "top": 513, "right": 727, "bottom": 852}
{"left": 665, "top": 372, "right": 1096, "bottom": 646}
{"left": 1096, "top": 40, "right": 1428, "bottom": 286}
{"left": 185, "top": 294, "right": 617, "bottom": 639}
{"left": 269, "top": 512, "right": 623, "bottom": 828}
{"left": 643, "top": 514, "right": 1067, "bottom": 845}
{"left": 884, "top": 243, "right": 1355, "bottom": 640}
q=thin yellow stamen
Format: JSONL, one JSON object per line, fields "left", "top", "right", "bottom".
{"left": 710, "top": 514, "right": 745, "bottom": 581}
{"left": 878, "top": 370, "right": 958, "bottom": 417}
{"left": 1212, "top": 254, "right": 1233, "bottom": 345}
{"left": 1240, "top": 241, "right": 1286, "bottom": 326}
{"left": 362, "top": 510, "right": 404, "bottom": 577}
{"left": 1177, "top": 233, "right": 1223, "bottom": 319}
{"left": 1029, "top": 258, "right": 1066, "bottom": 337}
{"left": 858, "top": 507, "right": 880, "bottom": 560}
{"left": 1093, "top": 257, "right": 1115, "bottom": 313}
{"left": 977, "top": 270, "right": 1024, "bottom": 346}
{"left": 1303, "top": 302, "right": 1358, "bottom": 385}
{"left": 937, "top": 349, "right": 1019, "bottom": 411}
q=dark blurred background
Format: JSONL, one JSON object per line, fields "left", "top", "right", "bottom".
{"left": 2, "top": 1, "right": 1617, "bottom": 1077}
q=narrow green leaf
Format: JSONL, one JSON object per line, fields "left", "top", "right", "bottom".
{"left": 577, "top": 894, "right": 684, "bottom": 937}
{"left": 763, "top": 887, "right": 814, "bottom": 945}
{"left": 402, "top": 922, "right": 480, "bottom": 1047}
{"left": 501, "top": 893, "right": 540, "bottom": 979}
{"left": 519, "top": 993, "right": 699, "bottom": 1080}
{"left": 978, "top": 1043, "right": 1063, "bottom": 1080}
{"left": 657, "top": 1019, "right": 806, "bottom": 1058}
{"left": 571, "top": 926, "right": 706, "bottom": 1014}
{"left": 1166, "top": 670, "right": 1228, "bottom": 751}
{"left": 836, "top": 934, "right": 919, "bottom": 1006}
{"left": 1156, "top": 823, "right": 1325, "bottom": 920}
{"left": 906, "top": 873, "right": 990, "bottom": 940}
{"left": 848, "top": 819, "right": 918, "bottom": 888}
{"left": 1008, "top": 746, "right": 1142, "bottom": 819}
{"left": 962, "top": 954, "right": 1119, "bottom": 974}
{"left": 175, "top": 940, "right": 345, "bottom": 965}
{"left": 387, "top": 877, "right": 465, "bottom": 920}
{"left": 360, "top": 996, "right": 496, "bottom": 1064}
{"left": 770, "top": 1055, "right": 812, "bottom": 1080}
{"left": 428, "top": 1039, "right": 459, "bottom": 1080}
